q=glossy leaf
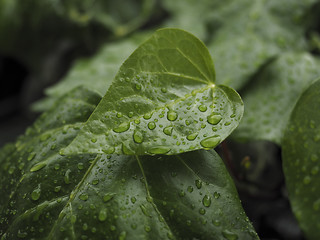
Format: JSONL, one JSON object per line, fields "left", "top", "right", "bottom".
{"left": 0, "top": 88, "right": 257, "bottom": 239}
{"left": 32, "top": 32, "right": 151, "bottom": 112}
{"left": 282, "top": 79, "right": 320, "bottom": 240}
{"left": 63, "top": 28, "right": 243, "bottom": 156}
{"left": 233, "top": 52, "right": 320, "bottom": 144}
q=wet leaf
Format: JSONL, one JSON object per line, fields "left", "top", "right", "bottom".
{"left": 233, "top": 52, "right": 320, "bottom": 144}
{"left": 63, "top": 28, "right": 243, "bottom": 156}
{"left": 282, "top": 79, "right": 320, "bottom": 240}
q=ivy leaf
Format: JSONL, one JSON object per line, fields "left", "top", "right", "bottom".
{"left": 32, "top": 32, "right": 151, "bottom": 112}
{"left": 233, "top": 52, "right": 320, "bottom": 144}
{"left": 282, "top": 79, "right": 320, "bottom": 240}
{"left": 63, "top": 28, "right": 243, "bottom": 156}
{"left": 0, "top": 87, "right": 258, "bottom": 239}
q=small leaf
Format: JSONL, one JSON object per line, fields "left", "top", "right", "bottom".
{"left": 282, "top": 78, "right": 320, "bottom": 240}
{"left": 233, "top": 52, "right": 320, "bottom": 144}
{"left": 63, "top": 28, "right": 243, "bottom": 155}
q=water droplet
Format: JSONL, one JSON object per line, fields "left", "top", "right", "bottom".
{"left": 30, "top": 162, "right": 47, "bottom": 172}
{"left": 202, "top": 195, "right": 211, "bottom": 207}
{"left": 214, "top": 191, "right": 221, "bottom": 199}
{"left": 187, "top": 132, "right": 198, "bottom": 141}
{"left": 311, "top": 154, "right": 318, "bottom": 162}
{"left": 303, "top": 175, "right": 311, "bottom": 185}
{"left": 148, "top": 122, "right": 156, "bottom": 130}
{"left": 77, "top": 163, "right": 84, "bottom": 170}
{"left": 199, "top": 208, "right": 206, "bottom": 215}
{"left": 163, "top": 126, "right": 173, "bottom": 136}
{"left": 143, "top": 112, "right": 153, "bottom": 120}
{"left": 187, "top": 186, "right": 193, "bottom": 193}
{"left": 98, "top": 208, "right": 107, "bottom": 222}
{"left": 311, "top": 166, "right": 319, "bottom": 175}
{"left": 222, "top": 229, "right": 238, "bottom": 240}
{"left": 200, "top": 136, "right": 221, "bottom": 148}
{"left": 122, "top": 143, "right": 133, "bottom": 154}
{"left": 130, "top": 197, "right": 136, "bottom": 204}
{"left": 147, "top": 146, "right": 171, "bottom": 155}
{"left": 27, "top": 152, "right": 36, "bottom": 161}
{"left": 140, "top": 204, "right": 151, "bottom": 217}
{"left": 116, "top": 112, "right": 123, "bottom": 118}
{"left": 198, "top": 105, "right": 207, "bottom": 112}
{"left": 79, "top": 193, "right": 89, "bottom": 201}
{"left": 135, "top": 83, "right": 141, "bottom": 90}
{"left": 31, "top": 185, "right": 41, "bottom": 201}
{"left": 71, "top": 215, "right": 77, "bottom": 224}
{"left": 91, "top": 138, "right": 97, "bottom": 143}
{"left": 207, "top": 114, "right": 222, "bottom": 125}
{"left": 179, "top": 190, "right": 185, "bottom": 197}
{"left": 144, "top": 225, "right": 151, "bottom": 232}
{"left": 40, "top": 133, "right": 51, "bottom": 142}
{"left": 212, "top": 219, "right": 221, "bottom": 226}
{"left": 64, "top": 169, "right": 71, "bottom": 184}
{"left": 103, "top": 193, "right": 116, "bottom": 202}
{"left": 119, "top": 231, "right": 127, "bottom": 240}
{"left": 313, "top": 199, "right": 320, "bottom": 211}
{"left": 102, "top": 147, "right": 115, "bottom": 154}
{"left": 113, "top": 122, "right": 130, "bottom": 133}
{"left": 133, "top": 130, "right": 144, "bottom": 143}
{"left": 195, "top": 179, "right": 202, "bottom": 189}
{"left": 54, "top": 186, "right": 61, "bottom": 192}
{"left": 167, "top": 110, "right": 178, "bottom": 121}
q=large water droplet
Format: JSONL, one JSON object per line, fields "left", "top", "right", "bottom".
{"left": 103, "top": 193, "right": 116, "bottom": 202}
{"left": 98, "top": 208, "right": 107, "bottom": 222}
{"left": 163, "top": 126, "right": 173, "bottom": 136}
{"left": 207, "top": 114, "right": 222, "bottom": 125}
{"left": 199, "top": 208, "right": 206, "bottom": 215}
{"left": 200, "top": 136, "right": 221, "bottom": 148}
{"left": 102, "top": 146, "right": 115, "bottom": 154}
{"left": 143, "top": 112, "right": 153, "bottom": 120}
{"left": 187, "top": 132, "right": 198, "bottom": 141}
{"left": 202, "top": 195, "right": 211, "bottom": 207}
{"left": 198, "top": 105, "right": 207, "bottom": 112}
{"left": 167, "top": 110, "right": 178, "bottom": 121}
{"left": 27, "top": 152, "right": 36, "bottom": 161}
{"left": 222, "top": 229, "right": 238, "bottom": 240}
{"left": 148, "top": 122, "right": 156, "bottom": 130}
{"left": 133, "top": 130, "right": 144, "bottom": 144}
{"left": 195, "top": 179, "right": 202, "bottom": 189}
{"left": 30, "top": 162, "right": 47, "bottom": 172}
{"left": 31, "top": 185, "right": 41, "bottom": 201}
{"left": 113, "top": 122, "right": 130, "bottom": 133}
{"left": 79, "top": 193, "right": 89, "bottom": 201}
{"left": 147, "top": 146, "right": 171, "bottom": 155}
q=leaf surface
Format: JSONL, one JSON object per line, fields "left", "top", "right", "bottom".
{"left": 63, "top": 28, "right": 243, "bottom": 156}
{"left": 0, "top": 87, "right": 258, "bottom": 239}
{"left": 282, "top": 79, "right": 320, "bottom": 240}
{"left": 233, "top": 52, "right": 320, "bottom": 144}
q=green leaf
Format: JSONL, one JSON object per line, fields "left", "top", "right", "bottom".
{"left": 32, "top": 32, "right": 151, "bottom": 112}
{"left": 282, "top": 79, "right": 320, "bottom": 240}
{"left": 233, "top": 52, "right": 320, "bottom": 144}
{"left": 63, "top": 28, "right": 243, "bottom": 156}
{"left": 0, "top": 83, "right": 257, "bottom": 239}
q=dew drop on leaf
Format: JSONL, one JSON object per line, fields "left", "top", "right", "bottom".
{"left": 202, "top": 195, "right": 212, "bottom": 207}
{"left": 143, "top": 112, "right": 153, "bottom": 120}
{"left": 222, "top": 229, "right": 239, "bottom": 240}
{"left": 119, "top": 231, "right": 127, "bottom": 240}
{"left": 27, "top": 152, "right": 36, "bottom": 161}
{"left": 167, "top": 110, "right": 178, "bottom": 121}
{"left": 140, "top": 204, "right": 151, "bottom": 217}
{"left": 98, "top": 208, "right": 107, "bottom": 222}
{"left": 144, "top": 225, "right": 151, "bottom": 232}
{"left": 199, "top": 208, "right": 206, "bottom": 215}
{"left": 187, "top": 186, "right": 193, "bottom": 193}
{"left": 148, "top": 121, "right": 156, "bottom": 130}
{"left": 64, "top": 169, "right": 71, "bottom": 184}
{"left": 147, "top": 146, "right": 171, "bottom": 155}
{"left": 207, "top": 114, "right": 222, "bottom": 125}
{"left": 195, "top": 179, "right": 202, "bottom": 189}
{"left": 113, "top": 122, "right": 130, "bottom": 133}
{"left": 30, "top": 162, "right": 47, "bottom": 172}
{"left": 133, "top": 130, "right": 144, "bottom": 144}
{"left": 198, "top": 105, "right": 207, "bottom": 112}
{"left": 187, "top": 132, "right": 198, "bottom": 141}
{"left": 130, "top": 197, "right": 136, "bottom": 204}
{"left": 31, "top": 185, "right": 41, "bottom": 201}
{"left": 103, "top": 193, "right": 116, "bottom": 202}
{"left": 163, "top": 126, "right": 173, "bottom": 136}
{"left": 79, "top": 193, "right": 89, "bottom": 201}
{"left": 102, "top": 146, "right": 115, "bottom": 154}
{"left": 200, "top": 136, "right": 221, "bottom": 148}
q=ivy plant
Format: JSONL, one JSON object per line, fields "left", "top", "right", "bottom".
{"left": 0, "top": 29, "right": 257, "bottom": 240}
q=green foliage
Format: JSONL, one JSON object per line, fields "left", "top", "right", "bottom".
{"left": 233, "top": 52, "right": 320, "bottom": 143}
{"left": 63, "top": 29, "right": 243, "bottom": 156}
{"left": 282, "top": 79, "right": 320, "bottom": 240}
{"left": 2, "top": 1, "right": 320, "bottom": 239}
